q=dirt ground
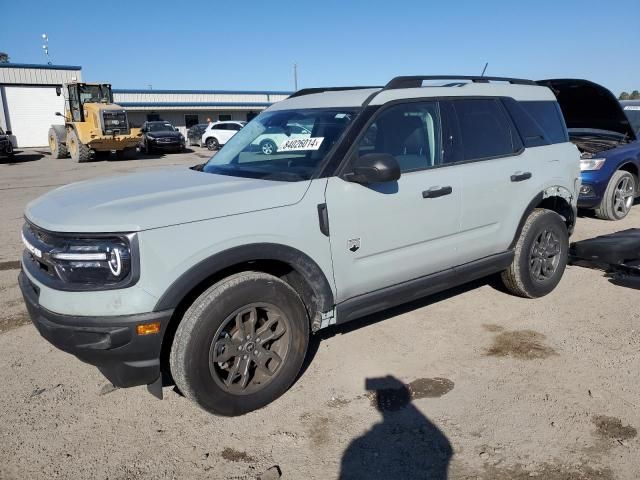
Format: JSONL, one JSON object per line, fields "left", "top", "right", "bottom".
{"left": 0, "top": 148, "right": 639, "bottom": 480}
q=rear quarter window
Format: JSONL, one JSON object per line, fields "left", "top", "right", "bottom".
{"left": 519, "top": 101, "right": 569, "bottom": 144}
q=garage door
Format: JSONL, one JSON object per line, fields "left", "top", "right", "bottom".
{"left": 3, "top": 86, "right": 65, "bottom": 148}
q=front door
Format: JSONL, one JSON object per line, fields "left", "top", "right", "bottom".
{"left": 325, "top": 100, "right": 463, "bottom": 303}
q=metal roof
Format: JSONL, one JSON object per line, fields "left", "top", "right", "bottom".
{"left": 113, "top": 88, "right": 291, "bottom": 96}
{"left": 0, "top": 63, "right": 82, "bottom": 70}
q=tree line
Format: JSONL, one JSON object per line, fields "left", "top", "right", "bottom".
{"left": 620, "top": 91, "right": 640, "bottom": 100}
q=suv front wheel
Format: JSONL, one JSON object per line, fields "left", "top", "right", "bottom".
{"left": 170, "top": 272, "right": 309, "bottom": 416}
{"left": 501, "top": 209, "right": 568, "bottom": 298}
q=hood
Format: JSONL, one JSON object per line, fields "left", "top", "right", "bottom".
{"left": 537, "top": 79, "right": 637, "bottom": 141}
{"left": 147, "top": 130, "right": 181, "bottom": 138}
{"left": 25, "top": 167, "right": 310, "bottom": 233}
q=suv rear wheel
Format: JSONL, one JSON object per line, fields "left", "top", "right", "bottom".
{"left": 170, "top": 272, "right": 309, "bottom": 416}
{"left": 595, "top": 170, "right": 636, "bottom": 221}
{"left": 206, "top": 137, "right": 219, "bottom": 150}
{"left": 501, "top": 209, "right": 568, "bottom": 298}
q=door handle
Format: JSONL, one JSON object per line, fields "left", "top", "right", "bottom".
{"left": 422, "top": 186, "right": 453, "bottom": 199}
{"left": 510, "top": 172, "right": 532, "bottom": 182}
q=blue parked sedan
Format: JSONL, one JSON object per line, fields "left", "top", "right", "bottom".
{"left": 539, "top": 80, "right": 640, "bottom": 220}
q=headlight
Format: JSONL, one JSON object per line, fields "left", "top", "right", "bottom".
{"left": 50, "top": 238, "right": 132, "bottom": 285}
{"left": 580, "top": 158, "right": 606, "bottom": 171}
{"left": 22, "top": 223, "right": 138, "bottom": 290}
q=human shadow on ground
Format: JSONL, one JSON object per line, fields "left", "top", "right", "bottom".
{"left": 339, "top": 376, "right": 452, "bottom": 480}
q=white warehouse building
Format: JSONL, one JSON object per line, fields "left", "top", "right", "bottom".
{"left": 0, "top": 63, "right": 291, "bottom": 148}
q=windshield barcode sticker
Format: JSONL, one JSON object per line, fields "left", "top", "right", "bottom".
{"left": 278, "top": 137, "right": 324, "bottom": 152}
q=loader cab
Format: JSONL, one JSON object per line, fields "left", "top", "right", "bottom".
{"left": 66, "top": 83, "right": 114, "bottom": 122}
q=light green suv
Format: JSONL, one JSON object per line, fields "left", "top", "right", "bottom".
{"left": 19, "top": 76, "right": 581, "bottom": 416}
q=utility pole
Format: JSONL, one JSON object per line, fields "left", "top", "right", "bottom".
{"left": 293, "top": 62, "right": 298, "bottom": 91}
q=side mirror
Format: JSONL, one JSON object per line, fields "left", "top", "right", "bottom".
{"left": 55, "top": 86, "right": 61, "bottom": 96}
{"left": 55, "top": 112, "right": 63, "bottom": 117}
{"left": 345, "top": 153, "right": 401, "bottom": 184}
{"left": 6, "top": 130, "right": 12, "bottom": 135}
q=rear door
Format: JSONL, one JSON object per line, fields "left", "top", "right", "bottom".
{"left": 325, "top": 100, "right": 464, "bottom": 302}
{"left": 439, "top": 98, "right": 538, "bottom": 263}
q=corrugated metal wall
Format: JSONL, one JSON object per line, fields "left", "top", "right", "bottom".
{"left": 113, "top": 91, "right": 289, "bottom": 105}
{"left": 0, "top": 66, "right": 82, "bottom": 85}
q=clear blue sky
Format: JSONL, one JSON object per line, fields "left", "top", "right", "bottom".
{"left": 1, "top": 0, "right": 638, "bottom": 95}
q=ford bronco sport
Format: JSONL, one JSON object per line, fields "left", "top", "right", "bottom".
{"left": 19, "top": 76, "right": 581, "bottom": 416}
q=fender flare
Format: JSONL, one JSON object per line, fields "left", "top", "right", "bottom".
{"left": 153, "top": 243, "right": 335, "bottom": 313}
{"left": 509, "top": 187, "right": 576, "bottom": 249}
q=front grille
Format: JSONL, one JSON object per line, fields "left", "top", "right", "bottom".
{"left": 23, "top": 224, "right": 58, "bottom": 278}
{"left": 102, "top": 110, "right": 130, "bottom": 135}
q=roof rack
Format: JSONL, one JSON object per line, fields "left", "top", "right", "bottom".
{"left": 288, "top": 86, "right": 382, "bottom": 99}
{"left": 384, "top": 75, "right": 537, "bottom": 90}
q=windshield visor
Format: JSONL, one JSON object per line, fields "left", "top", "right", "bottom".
{"left": 202, "top": 108, "right": 357, "bottom": 181}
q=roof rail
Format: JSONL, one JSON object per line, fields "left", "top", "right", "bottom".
{"left": 384, "top": 75, "right": 537, "bottom": 90}
{"left": 288, "top": 86, "right": 381, "bottom": 99}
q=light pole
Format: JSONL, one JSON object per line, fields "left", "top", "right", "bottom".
{"left": 42, "top": 33, "right": 51, "bottom": 65}
{"left": 293, "top": 62, "right": 298, "bottom": 91}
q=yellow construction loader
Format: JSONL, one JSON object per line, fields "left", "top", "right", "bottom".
{"left": 48, "top": 82, "right": 141, "bottom": 162}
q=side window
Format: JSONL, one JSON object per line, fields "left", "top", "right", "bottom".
{"left": 213, "top": 124, "right": 227, "bottom": 131}
{"left": 357, "top": 102, "right": 442, "bottom": 173}
{"left": 453, "top": 99, "right": 520, "bottom": 160}
{"left": 229, "top": 123, "right": 242, "bottom": 131}
{"left": 520, "top": 101, "right": 569, "bottom": 144}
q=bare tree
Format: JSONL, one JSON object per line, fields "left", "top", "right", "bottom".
{"left": 0, "top": 52, "right": 9, "bottom": 63}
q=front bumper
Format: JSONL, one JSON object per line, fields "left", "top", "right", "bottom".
{"left": 151, "top": 141, "right": 184, "bottom": 150}
{"left": 19, "top": 271, "right": 173, "bottom": 388}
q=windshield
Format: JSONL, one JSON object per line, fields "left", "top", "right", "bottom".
{"left": 202, "top": 108, "right": 356, "bottom": 181}
{"left": 623, "top": 105, "right": 640, "bottom": 135}
{"left": 79, "top": 84, "right": 113, "bottom": 105}
{"left": 148, "top": 122, "right": 175, "bottom": 132}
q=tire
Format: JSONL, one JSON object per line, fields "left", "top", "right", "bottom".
{"left": 48, "top": 127, "right": 68, "bottom": 159}
{"left": 501, "top": 208, "right": 568, "bottom": 299}
{"left": 4, "top": 143, "right": 14, "bottom": 157}
{"left": 170, "top": 272, "right": 309, "bottom": 416}
{"left": 260, "top": 139, "right": 277, "bottom": 155}
{"left": 116, "top": 147, "right": 137, "bottom": 160}
{"left": 206, "top": 137, "right": 219, "bottom": 150}
{"left": 67, "top": 129, "right": 90, "bottom": 163}
{"left": 594, "top": 170, "right": 636, "bottom": 221}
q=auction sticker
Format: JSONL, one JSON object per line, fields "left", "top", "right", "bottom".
{"left": 278, "top": 137, "right": 324, "bottom": 152}
{"left": 624, "top": 106, "right": 640, "bottom": 111}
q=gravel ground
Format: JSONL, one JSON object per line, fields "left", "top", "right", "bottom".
{"left": 0, "top": 148, "right": 639, "bottom": 479}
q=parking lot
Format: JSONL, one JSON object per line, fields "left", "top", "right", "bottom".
{"left": 0, "top": 148, "right": 639, "bottom": 479}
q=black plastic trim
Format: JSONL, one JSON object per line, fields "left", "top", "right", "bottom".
{"left": 288, "top": 86, "right": 381, "bottom": 99}
{"left": 19, "top": 271, "right": 173, "bottom": 388}
{"left": 335, "top": 251, "right": 514, "bottom": 324}
{"left": 317, "top": 203, "right": 330, "bottom": 236}
{"left": 509, "top": 192, "right": 544, "bottom": 250}
{"left": 153, "top": 243, "right": 335, "bottom": 313}
{"left": 385, "top": 76, "right": 536, "bottom": 90}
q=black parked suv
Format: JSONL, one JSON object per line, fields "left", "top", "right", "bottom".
{"left": 140, "top": 121, "right": 186, "bottom": 154}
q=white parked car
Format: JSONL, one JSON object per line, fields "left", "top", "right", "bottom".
{"left": 201, "top": 121, "right": 246, "bottom": 150}
{"left": 251, "top": 123, "right": 312, "bottom": 155}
